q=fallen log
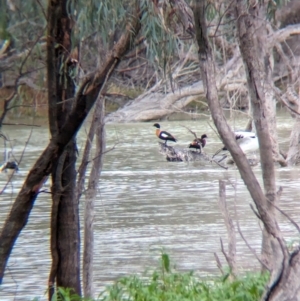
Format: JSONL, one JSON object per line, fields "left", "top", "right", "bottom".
{"left": 158, "top": 142, "right": 209, "bottom": 162}
{"left": 157, "top": 142, "right": 228, "bottom": 169}
{"left": 157, "top": 142, "right": 260, "bottom": 168}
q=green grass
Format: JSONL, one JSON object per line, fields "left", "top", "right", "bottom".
{"left": 48, "top": 254, "right": 269, "bottom": 301}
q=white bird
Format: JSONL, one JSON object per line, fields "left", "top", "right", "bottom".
{"left": 213, "top": 131, "right": 259, "bottom": 162}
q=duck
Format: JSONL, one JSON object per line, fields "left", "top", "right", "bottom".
{"left": 0, "top": 161, "right": 19, "bottom": 174}
{"left": 213, "top": 131, "right": 259, "bottom": 160}
{"left": 188, "top": 134, "right": 208, "bottom": 151}
{"left": 153, "top": 123, "right": 177, "bottom": 145}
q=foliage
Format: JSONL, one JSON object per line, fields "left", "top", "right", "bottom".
{"left": 49, "top": 287, "right": 84, "bottom": 301}
{"left": 1, "top": 0, "right": 178, "bottom": 70}
{"left": 42, "top": 254, "right": 269, "bottom": 301}
{"left": 0, "top": 0, "right": 185, "bottom": 121}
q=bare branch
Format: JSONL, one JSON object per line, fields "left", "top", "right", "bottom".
{"left": 180, "top": 125, "right": 198, "bottom": 139}
{"left": 214, "top": 252, "right": 224, "bottom": 275}
{"left": 35, "top": 0, "right": 47, "bottom": 20}
{"left": 236, "top": 219, "right": 271, "bottom": 271}
{"left": 250, "top": 204, "right": 262, "bottom": 220}
{"left": 220, "top": 238, "right": 231, "bottom": 268}
{"left": 270, "top": 24, "right": 300, "bottom": 47}
{"left": 211, "top": 159, "right": 228, "bottom": 170}
{"left": 2, "top": 123, "right": 41, "bottom": 127}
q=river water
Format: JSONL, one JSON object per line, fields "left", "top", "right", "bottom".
{"left": 0, "top": 111, "right": 300, "bottom": 300}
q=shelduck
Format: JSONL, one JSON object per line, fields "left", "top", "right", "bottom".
{"left": 189, "top": 134, "right": 208, "bottom": 151}
{"left": 213, "top": 131, "right": 259, "bottom": 160}
{"left": 153, "top": 123, "right": 177, "bottom": 145}
{"left": 0, "top": 161, "right": 19, "bottom": 174}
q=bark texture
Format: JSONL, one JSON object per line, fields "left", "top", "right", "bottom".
{"left": 49, "top": 144, "right": 80, "bottom": 297}
{"left": 46, "top": 0, "right": 81, "bottom": 297}
{"left": 83, "top": 97, "right": 106, "bottom": 298}
{"left": 0, "top": 6, "right": 141, "bottom": 285}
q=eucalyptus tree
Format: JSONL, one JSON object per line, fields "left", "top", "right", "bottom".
{"left": 193, "top": 0, "right": 300, "bottom": 300}
{"left": 46, "top": 0, "right": 81, "bottom": 297}
{"left": 0, "top": 0, "right": 143, "bottom": 298}
{"left": 0, "top": 0, "right": 178, "bottom": 299}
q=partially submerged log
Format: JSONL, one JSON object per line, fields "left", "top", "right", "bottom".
{"left": 157, "top": 142, "right": 259, "bottom": 169}
{"left": 158, "top": 142, "right": 210, "bottom": 162}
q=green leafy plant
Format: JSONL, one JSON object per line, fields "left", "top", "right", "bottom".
{"left": 35, "top": 254, "right": 269, "bottom": 301}
{"left": 50, "top": 287, "right": 84, "bottom": 301}
{"left": 97, "top": 254, "right": 269, "bottom": 301}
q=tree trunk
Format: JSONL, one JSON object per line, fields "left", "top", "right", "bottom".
{"left": 55, "top": 141, "right": 80, "bottom": 292}
{"left": 83, "top": 97, "right": 106, "bottom": 298}
{"left": 46, "top": 0, "right": 81, "bottom": 298}
{"left": 0, "top": 6, "right": 141, "bottom": 286}
{"left": 235, "top": 0, "right": 280, "bottom": 275}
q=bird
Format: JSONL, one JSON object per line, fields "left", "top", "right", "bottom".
{"left": 0, "top": 161, "right": 19, "bottom": 174}
{"left": 213, "top": 131, "right": 259, "bottom": 161}
{"left": 153, "top": 123, "right": 177, "bottom": 145}
{"left": 188, "top": 134, "right": 208, "bottom": 151}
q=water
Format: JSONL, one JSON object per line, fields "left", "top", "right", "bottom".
{"left": 0, "top": 112, "right": 300, "bottom": 300}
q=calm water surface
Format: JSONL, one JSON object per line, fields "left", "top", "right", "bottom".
{"left": 0, "top": 112, "right": 300, "bottom": 300}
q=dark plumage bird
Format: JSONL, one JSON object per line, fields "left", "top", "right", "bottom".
{"left": 0, "top": 161, "right": 19, "bottom": 174}
{"left": 153, "top": 123, "right": 177, "bottom": 145}
{"left": 189, "top": 134, "right": 208, "bottom": 151}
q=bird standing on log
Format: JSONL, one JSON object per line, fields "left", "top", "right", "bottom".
{"left": 189, "top": 134, "right": 208, "bottom": 151}
{"left": 153, "top": 123, "right": 177, "bottom": 145}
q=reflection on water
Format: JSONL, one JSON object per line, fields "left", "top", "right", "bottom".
{"left": 1, "top": 112, "right": 300, "bottom": 300}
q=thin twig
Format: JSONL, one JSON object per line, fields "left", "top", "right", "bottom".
{"left": 2, "top": 123, "right": 41, "bottom": 127}
{"left": 18, "top": 128, "right": 34, "bottom": 166}
{"left": 236, "top": 218, "right": 271, "bottom": 271}
{"left": 181, "top": 125, "right": 198, "bottom": 139}
{"left": 220, "top": 238, "right": 231, "bottom": 267}
{"left": 212, "top": 158, "right": 228, "bottom": 170}
{"left": 19, "top": 26, "right": 47, "bottom": 75}
{"left": 250, "top": 203, "right": 262, "bottom": 220}
{"left": 266, "top": 199, "right": 300, "bottom": 234}
{"left": 35, "top": 0, "right": 47, "bottom": 19}
{"left": 212, "top": 0, "right": 236, "bottom": 37}
{"left": 0, "top": 172, "right": 16, "bottom": 195}
{"left": 214, "top": 252, "right": 224, "bottom": 274}
{"left": 207, "top": 121, "right": 221, "bottom": 140}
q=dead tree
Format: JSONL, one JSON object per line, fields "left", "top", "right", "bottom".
{"left": 193, "top": 1, "right": 300, "bottom": 300}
